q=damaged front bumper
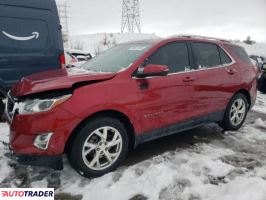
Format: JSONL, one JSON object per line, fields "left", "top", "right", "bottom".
{"left": 5, "top": 143, "right": 63, "bottom": 170}
{"left": 14, "top": 153, "right": 63, "bottom": 170}
{"left": 1, "top": 141, "right": 64, "bottom": 170}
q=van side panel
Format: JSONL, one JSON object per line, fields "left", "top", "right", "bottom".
{"left": 0, "top": 0, "right": 64, "bottom": 93}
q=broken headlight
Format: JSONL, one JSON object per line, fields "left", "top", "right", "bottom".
{"left": 17, "top": 94, "right": 71, "bottom": 114}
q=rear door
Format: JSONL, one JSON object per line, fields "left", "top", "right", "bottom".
{"left": 0, "top": 1, "right": 63, "bottom": 92}
{"left": 136, "top": 42, "right": 198, "bottom": 134}
{"left": 191, "top": 42, "right": 239, "bottom": 117}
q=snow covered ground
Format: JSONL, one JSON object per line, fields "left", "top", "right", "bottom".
{"left": 0, "top": 92, "right": 266, "bottom": 200}
{"left": 237, "top": 42, "right": 266, "bottom": 57}
{"left": 70, "top": 33, "right": 159, "bottom": 56}
{"left": 70, "top": 33, "right": 266, "bottom": 59}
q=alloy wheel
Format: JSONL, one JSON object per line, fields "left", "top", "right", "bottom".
{"left": 230, "top": 98, "right": 246, "bottom": 126}
{"left": 82, "top": 126, "right": 123, "bottom": 171}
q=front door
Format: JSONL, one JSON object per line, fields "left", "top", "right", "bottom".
{"left": 135, "top": 42, "right": 197, "bottom": 134}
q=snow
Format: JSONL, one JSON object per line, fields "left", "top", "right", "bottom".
{"left": 252, "top": 92, "right": 266, "bottom": 114}
{"left": 70, "top": 33, "right": 266, "bottom": 59}
{"left": 237, "top": 42, "right": 266, "bottom": 57}
{"left": 1, "top": 34, "right": 266, "bottom": 199}
{"left": 0, "top": 123, "right": 12, "bottom": 184}
{"left": 1, "top": 92, "right": 266, "bottom": 199}
{"left": 70, "top": 33, "right": 159, "bottom": 55}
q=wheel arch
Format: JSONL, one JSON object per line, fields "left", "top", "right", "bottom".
{"left": 234, "top": 89, "right": 251, "bottom": 109}
{"left": 65, "top": 109, "right": 136, "bottom": 154}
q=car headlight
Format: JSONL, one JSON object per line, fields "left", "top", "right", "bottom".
{"left": 17, "top": 94, "right": 71, "bottom": 114}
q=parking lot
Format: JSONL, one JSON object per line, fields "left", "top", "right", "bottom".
{"left": 0, "top": 92, "right": 265, "bottom": 200}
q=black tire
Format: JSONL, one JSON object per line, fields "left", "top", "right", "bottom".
{"left": 219, "top": 93, "right": 248, "bottom": 131}
{"left": 68, "top": 117, "right": 129, "bottom": 178}
{"left": 0, "top": 100, "right": 4, "bottom": 120}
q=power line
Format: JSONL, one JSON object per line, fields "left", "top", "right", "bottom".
{"left": 121, "top": 0, "right": 141, "bottom": 33}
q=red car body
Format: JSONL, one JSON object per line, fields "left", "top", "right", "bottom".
{"left": 5, "top": 37, "right": 258, "bottom": 169}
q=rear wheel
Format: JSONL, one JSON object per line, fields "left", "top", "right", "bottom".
{"left": 220, "top": 93, "right": 248, "bottom": 131}
{"left": 68, "top": 117, "right": 129, "bottom": 177}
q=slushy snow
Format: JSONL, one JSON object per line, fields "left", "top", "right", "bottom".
{"left": 0, "top": 93, "right": 266, "bottom": 199}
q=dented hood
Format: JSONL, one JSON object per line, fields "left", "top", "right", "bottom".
{"left": 11, "top": 68, "right": 117, "bottom": 97}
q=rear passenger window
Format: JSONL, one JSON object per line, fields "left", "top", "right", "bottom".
{"left": 192, "top": 42, "right": 221, "bottom": 69}
{"left": 0, "top": 17, "right": 49, "bottom": 54}
{"left": 147, "top": 42, "right": 190, "bottom": 73}
{"left": 227, "top": 45, "right": 251, "bottom": 64}
{"left": 218, "top": 47, "right": 232, "bottom": 65}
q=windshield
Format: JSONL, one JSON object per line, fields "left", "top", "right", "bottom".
{"left": 81, "top": 43, "right": 152, "bottom": 73}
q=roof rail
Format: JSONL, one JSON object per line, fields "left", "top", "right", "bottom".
{"left": 170, "top": 34, "right": 232, "bottom": 43}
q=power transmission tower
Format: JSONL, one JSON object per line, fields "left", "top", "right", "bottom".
{"left": 58, "top": 1, "right": 70, "bottom": 47}
{"left": 121, "top": 0, "right": 141, "bottom": 33}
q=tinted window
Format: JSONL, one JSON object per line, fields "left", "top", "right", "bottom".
{"left": 227, "top": 45, "right": 251, "bottom": 63}
{"left": 147, "top": 42, "right": 190, "bottom": 73}
{"left": 218, "top": 47, "right": 232, "bottom": 64}
{"left": 192, "top": 42, "right": 221, "bottom": 68}
{"left": 0, "top": 17, "right": 49, "bottom": 54}
{"left": 82, "top": 43, "right": 152, "bottom": 73}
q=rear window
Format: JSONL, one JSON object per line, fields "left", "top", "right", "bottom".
{"left": 218, "top": 47, "right": 232, "bottom": 65}
{"left": 227, "top": 45, "right": 251, "bottom": 63}
{"left": 192, "top": 42, "right": 221, "bottom": 68}
{"left": 0, "top": 17, "right": 49, "bottom": 54}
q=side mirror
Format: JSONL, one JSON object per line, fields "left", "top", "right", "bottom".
{"left": 261, "top": 63, "right": 266, "bottom": 71}
{"left": 136, "top": 64, "right": 169, "bottom": 78}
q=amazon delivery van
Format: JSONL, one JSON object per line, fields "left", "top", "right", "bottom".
{"left": 0, "top": 0, "right": 64, "bottom": 116}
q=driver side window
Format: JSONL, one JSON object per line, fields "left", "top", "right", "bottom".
{"left": 146, "top": 42, "right": 190, "bottom": 73}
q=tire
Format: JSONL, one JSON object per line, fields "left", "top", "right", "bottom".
{"left": 219, "top": 93, "right": 248, "bottom": 131}
{"left": 0, "top": 100, "right": 4, "bottom": 120}
{"left": 68, "top": 117, "right": 129, "bottom": 178}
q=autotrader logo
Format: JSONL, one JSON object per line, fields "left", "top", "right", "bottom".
{"left": 0, "top": 188, "right": 54, "bottom": 200}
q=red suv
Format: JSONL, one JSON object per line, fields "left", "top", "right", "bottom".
{"left": 5, "top": 36, "right": 258, "bottom": 177}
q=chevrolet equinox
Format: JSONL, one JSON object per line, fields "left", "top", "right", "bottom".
{"left": 5, "top": 36, "right": 258, "bottom": 177}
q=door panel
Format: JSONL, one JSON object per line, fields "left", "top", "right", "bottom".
{"left": 191, "top": 42, "right": 240, "bottom": 117}
{"left": 136, "top": 72, "right": 196, "bottom": 133}
{"left": 193, "top": 65, "right": 239, "bottom": 117}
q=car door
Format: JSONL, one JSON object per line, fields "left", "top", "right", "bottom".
{"left": 135, "top": 42, "right": 198, "bottom": 134}
{"left": 190, "top": 42, "right": 239, "bottom": 117}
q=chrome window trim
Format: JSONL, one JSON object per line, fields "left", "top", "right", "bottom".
{"left": 132, "top": 43, "right": 236, "bottom": 80}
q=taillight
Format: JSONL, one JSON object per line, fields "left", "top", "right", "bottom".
{"left": 60, "top": 54, "right": 66, "bottom": 68}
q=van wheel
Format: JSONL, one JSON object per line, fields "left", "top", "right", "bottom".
{"left": 68, "top": 117, "right": 129, "bottom": 177}
{"left": 0, "top": 100, "right": 4, "bottom": 119}
{"left": 220, "top": 93, "right": 248, "bottom": 131}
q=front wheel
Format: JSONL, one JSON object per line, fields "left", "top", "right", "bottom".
{"left": 219, "top": 93, "right": 248, "bottom": 131}
{"left": 68, "top": 117, "right": 129, "bottom": 177}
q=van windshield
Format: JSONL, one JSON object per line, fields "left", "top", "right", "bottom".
{"left": 81, "top": 43, "right": 152, "bottom": 73}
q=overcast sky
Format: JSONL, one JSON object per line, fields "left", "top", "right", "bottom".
{"left": 56, "top": 0, "right": 266, "bottom": 42}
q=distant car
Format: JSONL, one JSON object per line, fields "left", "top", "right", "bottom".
{"left": 68, "top": 49, "right": 92, "bottom": 61}
{"left": 76, "top": 55, "right": 90, "bottom": 62}
{"left": 250, "top": 55, "right": 265, "bottom": 64}
{"left": 6, "top": 36, "right": 258, "bottom": 177}
{"left": 65, "top": 51, "right": 78, "bottom": 66}
{"left": 0, "top": 0, "right": 64, "bottom": 118}
{"left": 250, "top": 55, "right": 266, "bottom": 69}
